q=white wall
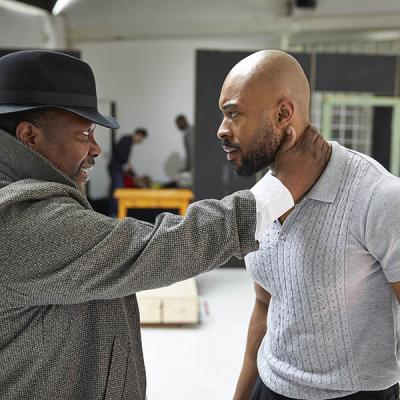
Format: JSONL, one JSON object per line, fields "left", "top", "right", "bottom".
{"left": 0, "top": 8, "right": 65, "bottom": 49}
{"left": 79, "top": 36, "right": 277, "bottom": 197}
{"left": 0, "top": 9, "right": 45, "bottom": 48}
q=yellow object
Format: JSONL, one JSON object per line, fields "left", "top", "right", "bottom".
{"left": 113, "top": 188, "right": 194, "bottom": 220}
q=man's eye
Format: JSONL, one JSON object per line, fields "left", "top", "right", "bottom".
{"left": 228, "top": 112, "right": 238, "bottom": 118}
{"left": 82, "top": 124, "right": 96, "bottom": 137}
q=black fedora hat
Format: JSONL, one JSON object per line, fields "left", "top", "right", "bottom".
{"left": 0, "top": 50, "right": 119, "bottom": 129}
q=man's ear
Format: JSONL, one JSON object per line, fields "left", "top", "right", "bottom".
{"left": 276, "top": 100, "right": 294, "bottom": 128}
{"left": 15, "top": 121, "right": 39, "bottom": 149}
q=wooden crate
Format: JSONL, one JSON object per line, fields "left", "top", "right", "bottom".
{"left": 137, "top": 278, "right": 199, "bottom": 324}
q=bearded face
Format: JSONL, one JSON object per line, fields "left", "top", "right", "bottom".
{"left": 221, "top": 119, "right": 284, "bottom": 177}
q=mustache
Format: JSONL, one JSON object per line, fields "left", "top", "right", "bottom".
{"left": 73, "top": 158, "right": 95, "bottom": 177}
{"left": 220, "top": 139, "right": 240, "bottom": 150}
{"left": 82, "top": 158, "right": 95, "bottom": 168}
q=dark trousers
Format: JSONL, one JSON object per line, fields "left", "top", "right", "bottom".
{"left": 251, "top": 377, "right": 399, "bottom": 400}
{"left": 108, "top": 169, "right": 124, "bottom": 217}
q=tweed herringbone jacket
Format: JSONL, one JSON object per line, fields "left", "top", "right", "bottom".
{"left": 0, "top": 131, "right": 258, "bottom": 400}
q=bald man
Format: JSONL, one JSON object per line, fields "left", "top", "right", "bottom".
{"left": 218, "top": 50, "right": 400, "bottom": 400}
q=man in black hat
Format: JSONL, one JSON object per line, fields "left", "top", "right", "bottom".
{"left": 0, "top": 50, "right": 329, "bottom": 399}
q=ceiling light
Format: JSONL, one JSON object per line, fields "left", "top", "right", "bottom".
{"left": 52, "top": 0, "right": 76, "bottom": 15}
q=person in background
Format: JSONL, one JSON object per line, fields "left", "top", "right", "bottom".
{"left": 175, "top": 114, "right": 194, "bottom": 172}
{"left": 108, "top": 127, "right": 147, "bottom": 216}
{"left": 222, "top": 50, "right": 400, "bottom": 400}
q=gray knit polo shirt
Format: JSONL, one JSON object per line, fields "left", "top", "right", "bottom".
{"left": 246, "top": 142, "right": 400, "bottom": 399}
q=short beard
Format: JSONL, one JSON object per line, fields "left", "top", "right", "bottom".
{"left": 234, "top": 124, "right": 283, "bottom": 177}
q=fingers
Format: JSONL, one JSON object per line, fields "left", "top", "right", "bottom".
{"left": 313, "top": 134, "right": 325, "bottom": 151}
{"left": 279, "top": 126, "right": 297, "bottom": 152}
{"left": 310, "top": 126, "right": 321, "bottom": 143}
{"left": 283, "top": 124, "right": 327, "bottom": 157}
{"left": 297, "top": 125, "right": 318, "bottom": 150}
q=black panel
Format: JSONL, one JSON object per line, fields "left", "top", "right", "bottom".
{"left": 194, "top": 50, "right": 312, "bottom": 202}
{"left": 372, "top": 107, "right": 392, "bottom": 170}
{"left": 290, "top": 52, "right": 312, "bottom": 81}
{"left": 194, "top": 50, "right": 311, "bottom": 267}
{"left": 316, "top": 53, "right": 397, "bottom": 94}
{"left": 195, "top": 50, "right": 254, "bottom": 203}
{"left": 17, "top": 0, "right": 57, "bottom": 12}
{"left": 195, "top": 50, "right": 254, "bottom": 268}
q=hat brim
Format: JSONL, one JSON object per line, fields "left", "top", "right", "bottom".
{"left": 0, "top": 104, "right": 119, "bottom": 129}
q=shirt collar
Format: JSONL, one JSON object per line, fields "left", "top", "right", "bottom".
{"left": 304, "top": 141, "right": 348, "bottom": 203}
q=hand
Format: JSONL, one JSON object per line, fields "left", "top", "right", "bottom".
{"left": 275, "top": 125, "right": 331, "bottom": 202}
{"left": 122, "top": 162, "right": 133, "bottom": 170}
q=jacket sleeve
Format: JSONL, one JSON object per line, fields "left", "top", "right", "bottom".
{"left": 1, "top": 189, "right": 258, "bottom": 305}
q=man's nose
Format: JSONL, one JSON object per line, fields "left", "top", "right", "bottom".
{"left": 89, "top": 136, "right": 102, "bottom": 158}
{"left": 217, "top": 121, "right": 231, "bottom": 140}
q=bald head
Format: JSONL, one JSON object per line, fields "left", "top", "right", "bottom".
{"left": 222, "top": 50, "right": 310, "bottom": 129}
{"left": 217, "top": 50, "right": 312, "bottom": 175}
